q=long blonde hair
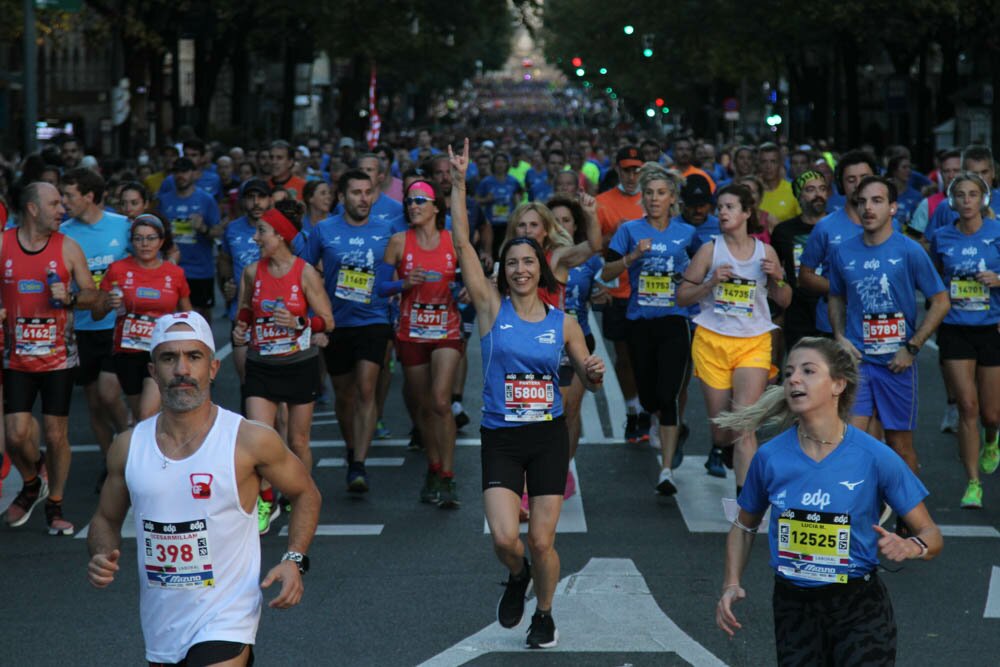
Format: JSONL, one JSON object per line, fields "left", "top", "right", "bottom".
{"left": 712, "top": 337, "right": 859, "bottom": 432}
{"left": 504, "top": 201, "right": 574, "bottom": 249}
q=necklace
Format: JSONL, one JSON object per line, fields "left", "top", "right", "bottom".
{"left": 798, "top": 422, "right": 847, "bottom": 446}
{"left": 156, "top": 405, "right": 216, "bottom": 468}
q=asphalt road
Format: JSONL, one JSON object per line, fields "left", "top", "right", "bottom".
{"left": 1, "top": 303, "right": 999, "bottom": 666}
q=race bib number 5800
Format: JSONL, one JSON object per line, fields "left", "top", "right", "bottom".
{"left": 503, "top": 372, "right": 554, "bottom": 422}
{"left": 142, "top": 518, "right": 214, "bottom": 588}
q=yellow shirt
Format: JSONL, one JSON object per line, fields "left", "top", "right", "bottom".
{"left": 760, "top": 180, "right": 801, "bottom": 223}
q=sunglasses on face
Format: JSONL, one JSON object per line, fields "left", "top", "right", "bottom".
{"left": 404, "top": 196, "right": 432, "bottom": 207}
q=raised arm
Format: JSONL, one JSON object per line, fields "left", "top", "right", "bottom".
{"left": 450, "top": 139, "right": 499, "bottom": 327}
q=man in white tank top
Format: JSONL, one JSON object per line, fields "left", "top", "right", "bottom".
{"left": 86, "top": 312, "right": 321, "bottom": 666}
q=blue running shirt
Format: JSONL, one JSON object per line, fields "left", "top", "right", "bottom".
{"left": 929, "top": 218, "right": 1000, "bottom": 326}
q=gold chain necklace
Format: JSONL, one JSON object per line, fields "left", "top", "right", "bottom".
{"left": 798, "top": 422, "right": 847, "bottom": 446}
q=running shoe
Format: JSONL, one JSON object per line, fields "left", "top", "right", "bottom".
{"left": 940, "top": 404, "right": 958, "bottom": 434}
{"left": 705, "top": 448, "right": 727, "bottom": 478}
{"left": 278, "top": 494, "right": 292, "bottom": 514}
{"left": 980, "top": 430, "right": 1000, "bottom": 475}
{"left": 257, "top": 496, "right": 281, "bottom": 535}
{"left": 408, "top": 428, "right": 424, "bottom": 452}
{"left": 624, "top": 413, "right": 641, "bottom": 444}
{"left": 45, "top": 500, "right": 75, "bottom": 536}
{"left": 519, "top": 492, "right": 530, "bottom": 522}
{"left": 454, "top": 411, "right": 470, "bottom": 430}
{"left": 525, "top": 611, "right": 558, "bottom": 649}
{"left": 419, "top": 470, "right": 441, "bottom": 504}
{"left": 961, "top": 480, "right": 983, "bottom": 509}
{"left": 4, "top": 477, "right": 48, "bottom": 527}
{"left": 656, "top": 468, "right": 677, "bottom": 496}
{"left": 437, "top": 477, "right": 460, "bottom": 509}
{"left": 563, "top": 468, "right": 576, "bottom": 499}
{"left": 649, "top": 413, "right": 661, "bottom": 450}
{"left": 374, "top": 420, "right": 392, "bottom": 440}
{"left": 637, "top": 412, "right": 652, "bottom": 442}
{"left": 347, "top": 463, "right": 369, "bottom": 494}
{"left": 497, "top": 558, "right": 531, "bottom": 628}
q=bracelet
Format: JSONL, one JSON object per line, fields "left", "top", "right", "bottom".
{"left": 733, "top": 518, "right": 758, "bottom": 534}
{"left": 907, "top": 535, "right": 928, "bottom": 559}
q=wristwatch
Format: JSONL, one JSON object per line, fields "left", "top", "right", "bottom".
{"left": 281, "top": 551, "right": 310, "bottom": 574}
{"left": 904, "top": 341, "right": 920, "bottom": 356}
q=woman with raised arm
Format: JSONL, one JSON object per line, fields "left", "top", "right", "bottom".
{"left": 449, "top": 139, "right": 605, "bottom": 650}
{"left": 715, "top": 337, "right": 942, "bottom": 665}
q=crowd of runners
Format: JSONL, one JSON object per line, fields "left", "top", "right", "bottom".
{"left": 3, "top": 124, "right": 996, "bottom": 662}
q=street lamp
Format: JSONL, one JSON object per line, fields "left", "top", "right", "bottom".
{"left": 624, "top": 25, "right": 635, "bottom": 35}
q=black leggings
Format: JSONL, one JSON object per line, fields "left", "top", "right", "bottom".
{"left": 625, "top": 315, "right": 691, "bottom": 426}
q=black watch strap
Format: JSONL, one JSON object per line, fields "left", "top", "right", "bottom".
{"left": 281, "top": 551, "right": 309, "bottom": 574}
{"left": 905, "top": 341, "right": 920, "bottom": 355}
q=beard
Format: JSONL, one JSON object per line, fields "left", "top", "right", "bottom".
{"left": 161, "top": 379, "right": 210, "bottom": 412}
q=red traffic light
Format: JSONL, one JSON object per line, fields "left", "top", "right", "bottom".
{"left": 655, "top": 98, "right": 665, "bottom": 107}
{"left": 571, "top": 57, "right": 583, "bottom": 67}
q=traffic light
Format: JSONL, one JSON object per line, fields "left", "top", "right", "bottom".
{"left": 766, "top": 114, "right": 783, "bottom": 126}
{"left": 571, "top": 57, "right": 583, "bottom": 68}
{"left": 575, "top": 68, "right": 585, "bottom": 77}
{"left": 642, "top": 34, "right": 654, "bottom": 58}
{"left": 645, "top": 108, "right": 656, "bottom": 118}
{"left": 624, "top": 25, "right": 635, "bottom": 35}
{"left": 655, "top": 98, "right": 664, "bottom": 107}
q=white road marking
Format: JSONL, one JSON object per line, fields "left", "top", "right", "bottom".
{"left": 418, "top": 557, "right": 727, "bottom": 666}
{"left": 985, "top": 567, "right": 1000, "bottom": 618}
{"left": 939, "top": 524, "right": 1000, "bottom": 538}
{"left": 580, "top": 390, "right": 604, "bottom": 444}
{"left": 314, "top": 410, "right": 336, "bottom": 417}
{"left": 280, "top": 524, "right": 383, "bottom": 536}
{"left": 657, "top": 455, "right": 770, "bottom": 533}
{"left": 588, "top": 310, "right": 625, "bottom": 440}
{"left": 215, "top": 342, "right": 233, "bottom": 362}
{"left": 316, "top": 457, "right": 405, "bottom": 468}
{"left": 75, "top": 508, "right": 136, "bottom": 539}
{"left": 482, "top": 459, "right": 586, "bottom": 534}
{"left": 311, "top": 418, "right": 340, "bottom": 426}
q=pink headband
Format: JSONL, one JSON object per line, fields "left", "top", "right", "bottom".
{"left": 407, "top": 182, "right": 436, "bottom": 199}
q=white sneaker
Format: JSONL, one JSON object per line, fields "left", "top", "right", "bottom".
{"left": 649, "top": 412, "right": 661, "bottom": 450}
{"left": 940, "top": 404, "right": 958, "bottom": 434}
{"left": 656, "top": 468, "right": 677, "bottom": 496}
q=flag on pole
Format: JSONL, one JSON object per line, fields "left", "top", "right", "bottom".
{"left": 365, "top": 64, "right": 381, "bottom": 149}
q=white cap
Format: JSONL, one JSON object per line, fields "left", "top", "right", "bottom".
{"left": 150, "top": 312, "right": 216, "bottom": 354}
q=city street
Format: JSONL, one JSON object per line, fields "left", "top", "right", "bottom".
{"left": 1, "top": 304, "right": 999, "bottom": 666}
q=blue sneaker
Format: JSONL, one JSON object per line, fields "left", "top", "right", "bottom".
{"left": 705, "top": 448, "right": 726, "bottom": 478}
{"left": 374, "top": 420, "right": 391, "bottom": 440}
{"left": 347, "top": 463, "right": 369, "bottom": 494}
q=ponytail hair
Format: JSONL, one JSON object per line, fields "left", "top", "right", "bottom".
{"left": 712, "top": 337, "right": 859, "bottom": 433}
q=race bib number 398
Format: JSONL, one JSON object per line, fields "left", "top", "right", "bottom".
{"left": 142, "top": 518, "right": 214, "bottom": 588}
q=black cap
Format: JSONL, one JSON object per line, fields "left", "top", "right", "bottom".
{"left": 681, "top": 174, "right": 713, "bottom": 206}
{"left": 240, "top": 178, "right": 271, "bottom": 197}
{"left": 616, "top": 145, "right": 642, "bottom": 168}
{"left": 172, "top": 157, "right": 196, "bottom": 172}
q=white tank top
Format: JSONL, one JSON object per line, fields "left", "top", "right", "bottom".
{"left": 125, "top": 407, "right": 261, "bottom": 664}
{"left": 693, "top": 237, "right": 777, "bottom": 337}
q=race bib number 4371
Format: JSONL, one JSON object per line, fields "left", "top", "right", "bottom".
{"left": 142, "top": 518, "right": 214, "bottom": 589}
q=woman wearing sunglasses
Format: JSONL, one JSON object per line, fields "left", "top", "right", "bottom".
{"left": 380, "top": 181, "right": 464, "bottom": 508}
{"left": 449, "top": 139, "right": 606, "bottom": 649}
{"left": 94, "top": 213, "right": 191, "bottom": 420}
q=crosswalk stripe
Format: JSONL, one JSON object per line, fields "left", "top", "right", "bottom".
{"left": 986, "top": 567, "right": 1000, "bottom": 618}
{"left": 588, "top": 310, "right": 625, "bottom": 440}
{"left": 280, "top": 524, "right": 383, "bottom": 536}
{"left": 316, "top": 457, "right": 405, "bottom": 468}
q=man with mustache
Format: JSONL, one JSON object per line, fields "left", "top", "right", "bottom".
{"left": 87, "top": 312, "right": 320, "bottom": 667}
{"left": 771, "top": 170, "right": 830, "bottom": 352}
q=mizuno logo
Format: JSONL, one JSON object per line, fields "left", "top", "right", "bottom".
{"left": 888, "top": 258, "right": 902, "bottom": 265}
{"left": 839, "top": 480, "right": 864, "bottom": 491}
